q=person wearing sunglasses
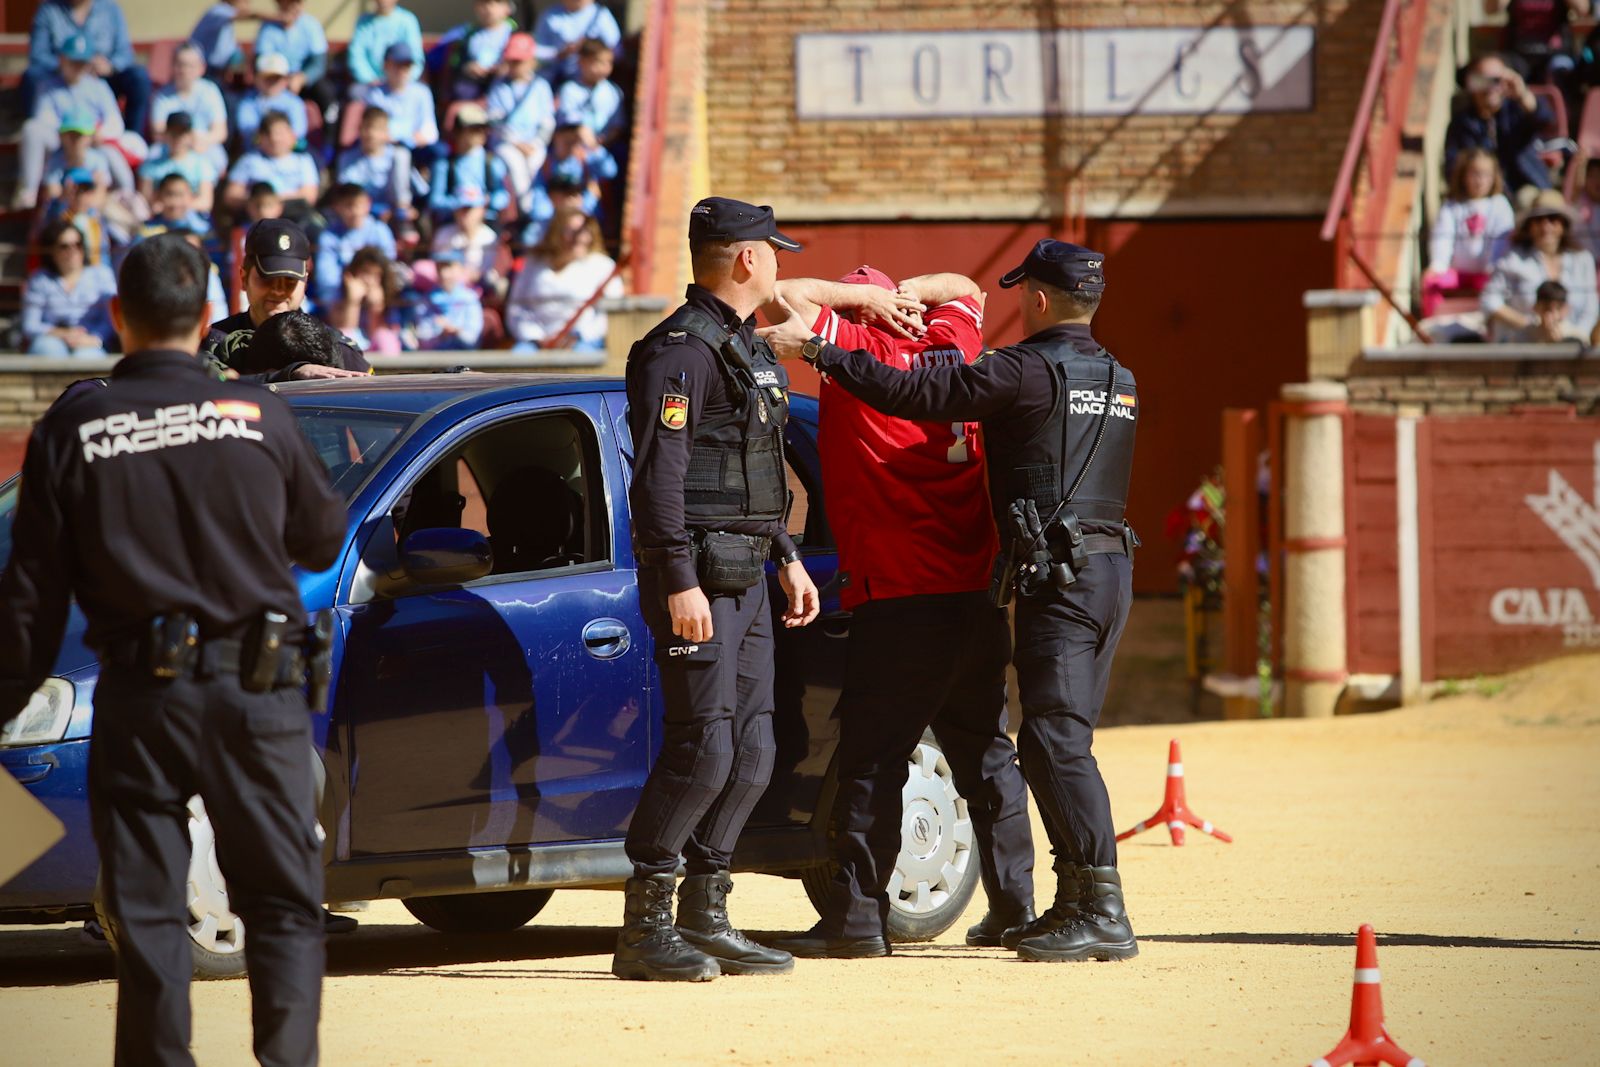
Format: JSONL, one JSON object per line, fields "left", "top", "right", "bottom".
{"left": 1443, "top": 52, "right": 1554, "bottom": 194}
{"left": 22, "top": 215, "right": 116, "bottom": 356}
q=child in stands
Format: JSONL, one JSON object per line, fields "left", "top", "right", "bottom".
{"left": 1423, "top": 147, "right": 1515, "bottom": 317}
{"left": 315, "top": 183, "right": 398, "bottom": 305}
{"left": 337, "top": 106, "right": 415, "bottom": 231}
{"left": 414, "top": 251, "right": 484, "bottom": 350}
{"left": 236, "top": 52, "right": 309, "bottom": 145}
{"left": 428, "top": 185, "right": 503, "bottom": 295}
{"left": 327, "top": 246, "right": 405, "bottom": 353}
{"left": 223, "top": 111, "right": 319, "bottom": 217}
{"left": 41, "top": 111, "right": 118, "bottom": 204}
{"left": 534, "top": 0, "right": 621, "bottom": 87}
{"left": 556, "top": 37, "right": 625, "bottom": 145}
{"left": 487, "top": 32, "right": 555, "bottom": 212}
{"left": 139, "top": 174, "right": 212, "bottom": 239}
{"left": 138, "top": 113, "right": 219, "bottom": 217}
{"left": 348, "top": 0, "right": 424, "bottom": 91}
{"left": 427, "top": 104, "right": 510, "bottom": 222}
{"left": 360, "top": 44, "right": 439, "bottom": 161}
{"left": 442, "top": 0, "right": 516, "bottom": 101}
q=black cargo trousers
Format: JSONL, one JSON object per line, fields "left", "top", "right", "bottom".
{"left": 89, "top": 665, "right": 324, "bottom": 1067}
{"left": 822, "top": 590, "right": 1035, "bottom": 940}
{"left": 624, "top": 568, "right": 777, "bottom": 878}
{"left": 1011, "top": 552, "right": 1134, "bottom": 873}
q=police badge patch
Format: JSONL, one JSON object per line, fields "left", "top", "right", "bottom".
{"left": 660, "top": 393, "right": 689, "bottom": 430}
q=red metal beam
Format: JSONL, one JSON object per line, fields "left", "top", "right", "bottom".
{"left": 1321, "top": 0, "right": 1405, "bottom": 244}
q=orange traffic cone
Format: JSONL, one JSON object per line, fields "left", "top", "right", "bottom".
{"left": 1307, "top": 925, "right": 1425, "bottom": 1067}
{"left": 1115, "top": 739, "right": 1232, "bottom": 845}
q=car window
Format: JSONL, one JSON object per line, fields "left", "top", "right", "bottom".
{"left": 291, "top": 407, "right": 416, "bottom": 500}
{"left": 0, "top": 409, "right": 408, "bottom": 573}
{"left": 390, "top": 409, "right": 610, "bottom": 580}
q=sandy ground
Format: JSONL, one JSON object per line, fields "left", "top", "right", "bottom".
{"left": 1, "top": 655, "right": 1596, "bottom": 1066}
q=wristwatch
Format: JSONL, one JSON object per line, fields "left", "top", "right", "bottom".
{"left": 801, "top": 335, "right": 826, "bottom": 365}
{"left": 778, "top": 550, "right": 802, "bottom": 566}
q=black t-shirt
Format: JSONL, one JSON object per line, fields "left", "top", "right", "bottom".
{"left": 0, "top": 350, "right": 346, "bottom": 716}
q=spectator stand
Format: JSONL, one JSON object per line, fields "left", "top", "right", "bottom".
{"left": 1, "top": 1, "right": 641, "bottom": 358}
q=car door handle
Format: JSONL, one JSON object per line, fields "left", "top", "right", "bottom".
{"left": 583, "top": 618, "right": 632, "bottom": 659}
{"left": 819, "top": 611, "right": 852, "bottom": 639}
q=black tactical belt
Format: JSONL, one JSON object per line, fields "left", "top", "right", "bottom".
{"left": 98, "top": 634, "right": 306, "bottom": 687}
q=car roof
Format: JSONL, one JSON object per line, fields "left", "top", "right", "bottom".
{"left": 275, "top": 372, "right": 624, "bottom": 416}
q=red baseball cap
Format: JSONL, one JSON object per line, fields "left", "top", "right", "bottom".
{"left": 838, "top": 264, "right": 895, "bottom": 290}
{"left": 503, "top": 32, "right": 535, "bottom": 62}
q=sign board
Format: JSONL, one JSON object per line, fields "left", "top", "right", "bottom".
{"left": 1421, "top": 422, "right": 1600, "bottom": 678}
{"left": 795, "top": 27, "right": 1316, "bottom": 120}
{"left": 0, "top": 765, "right": 66, "bottom": 889}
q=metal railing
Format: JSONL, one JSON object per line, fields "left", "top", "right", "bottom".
{"left": 1321, "top": 0, "right": 1433, "bottom": 336}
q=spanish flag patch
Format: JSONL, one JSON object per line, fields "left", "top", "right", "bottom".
{"left": 660, "top": 393, "right": 689, "bottom": 430}
{"left": 214, "top": 400, "right": 262, "bottom": 421}
{"left": 1114, "top": 393, "right": 1136, "bottom": 408}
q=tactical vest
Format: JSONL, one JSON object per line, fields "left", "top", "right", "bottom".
{"left": 992, "top": 341, "right": 1137, "bottom": 529}
{"left": 642, "top": 305, "right": 790, "bottom": 526}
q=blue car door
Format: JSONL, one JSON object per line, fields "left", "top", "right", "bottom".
{"left": 335, "top": 396, "right": 652, "bottom": 858}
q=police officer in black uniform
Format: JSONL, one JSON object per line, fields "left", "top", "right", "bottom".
{"left": 202, "top": 218, "right": 369, "bottom": 380}
{"left": 0, "top": 234, "right": 347, "bottom": 1061}
{"left": 760, "top": 239, "right": 1141, "bottom": 963}
{"left": 616, "top": 197, "right": 821, "bottom": 982}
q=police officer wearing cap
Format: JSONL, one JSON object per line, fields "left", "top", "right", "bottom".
{"left": 202, "top": 218, "right": 369, "bottom": 380}
{"left": 616, "top": 196, "right": 821, "bottom": 982}
{"left": 761, "top": 239, "right": 1141, "bottom": 963}
{"left": 0, "top": 234, "right": 346, "bottom": 1062}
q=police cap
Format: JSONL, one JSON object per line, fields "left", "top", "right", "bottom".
{"left": 244, "top": 218, "right": 311, "bottom": 280}
{"left": 998, "top": 239, "right": 1106, "bottom": 293}
{"left": 689, "top": 197, "right": 802, "bottom": 252}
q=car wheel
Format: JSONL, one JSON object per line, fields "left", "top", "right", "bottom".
{"left": 402, "top": 889, "right": 555, "bottom": 933}
{"left": 801, "top": 734, "right": 980, "bottom": 943}
{"left": 95, "top": 795, "right": 248, "bottom": 979}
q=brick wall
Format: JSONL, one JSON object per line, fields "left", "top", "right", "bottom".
{"left": 704, "top": 0, "right": 1384, "bottom": 220}
{"left": 1346, "top": 371, "right": 1600, "bottom": 416}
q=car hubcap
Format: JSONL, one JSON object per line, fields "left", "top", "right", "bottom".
{"left": 888, "top": 743, "right": 972, "bottom": 916}
{"left": 186, "top": 796, "right": 244, "bottom": 956}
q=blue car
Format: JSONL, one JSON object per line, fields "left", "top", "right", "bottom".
{"left": 0, "top": 374, "right": 982, "bottom": 976}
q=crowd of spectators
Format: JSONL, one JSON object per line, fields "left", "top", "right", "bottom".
{"left": 16, "top": 0, "right": 628, "bottom": 359}
{"left": 1425, "top": 27, "right": 1600, "bottom": 343}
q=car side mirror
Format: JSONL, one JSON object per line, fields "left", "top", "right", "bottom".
{"left": 400, "top": 528, "right": 493, "bottom": 585}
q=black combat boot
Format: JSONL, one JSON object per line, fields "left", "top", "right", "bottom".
{"left": 612, "top": 874, "right": 721, "bottom": 981}
{"left": 1000, "top": 862, "right": 1084, "bottom": 949}
{"left": 676, "top": 871, "right": 794, "bottom": 975}
{"left": 965, "top": 905, "right": 1035, "bottom": 947}
{"left": 1016, "top": 865, "right": 1138, "bottom": 962}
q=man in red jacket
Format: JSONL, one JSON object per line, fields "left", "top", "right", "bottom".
{"left": 769, "top": 266, "right": 1036, "bottom": 957}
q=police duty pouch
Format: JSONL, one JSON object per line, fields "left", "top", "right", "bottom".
{"left": 692, "top": 531, "right": 766, "bottom": 594}
{"left": 148, "top": 615, "right": 200, "bottom": 678}
{"left": 241, "top": 611, "right": 294, "bottom": 693}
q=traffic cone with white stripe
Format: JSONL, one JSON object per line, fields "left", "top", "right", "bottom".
{"left": 1115, "top": 739, "right": 1232, "bottom": 845}
{"left": 1308, "top": 924, "right": 1424, "bottom": 1067}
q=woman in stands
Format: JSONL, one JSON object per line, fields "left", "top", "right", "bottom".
{"left": 505, "top": 207, "right": 621, "bottom": 353}
{"left": 1480, "top": 188, "right": 1599, "bottom": 341}
{"left": 21, "top": 216, "right": 118, "bottom": 357}
{"left": 1423, "top": 148, "right": 1515, "bottom": 317}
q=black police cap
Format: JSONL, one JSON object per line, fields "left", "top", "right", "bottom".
{"left": 244, "top": 218, "right": 312, "bottom": 280}
{"left": 688, "top": 196, "right": 802, "bottom": 252}
{"left": 998, "top": 239, "right": 1106, "bottom": 293}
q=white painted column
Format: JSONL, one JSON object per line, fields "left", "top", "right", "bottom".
{"left": 1281, "top": 381, "right": 1349, "bottom": 718}
{"left": 1395, "top": 416, "right": 1422, "bottom": 703}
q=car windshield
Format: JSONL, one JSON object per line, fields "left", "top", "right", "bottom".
{"left": 0, "top": 406, "right": 414, "bottom": 572}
